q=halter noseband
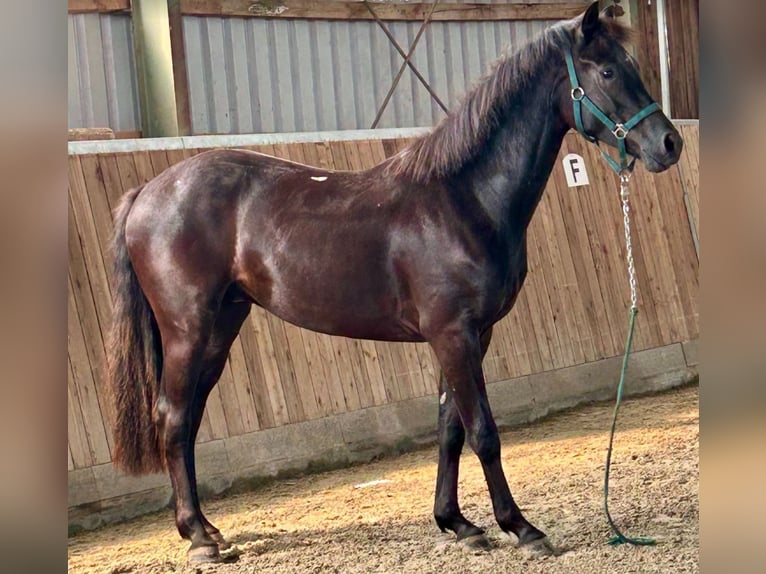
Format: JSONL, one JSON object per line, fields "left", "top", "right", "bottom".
{"left": 564, "top": 49, "right": 661, "bottom": 175}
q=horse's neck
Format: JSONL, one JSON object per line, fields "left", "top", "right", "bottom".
{"left": 465, "top": 66, "right": 568, "bottom": 235}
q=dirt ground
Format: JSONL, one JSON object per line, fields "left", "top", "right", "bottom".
{"left": 68, "top": 385, "right": 699, "bottom": 574}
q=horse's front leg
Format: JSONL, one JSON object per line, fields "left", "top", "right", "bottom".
{"left": 430, "top": 325, "right": 548, "bottom": 549}
{"left": 433, "top": 374, "right": 486, "bottom": 544}
{"left": 433, "top": 328, "right": 494, "bottom": 545}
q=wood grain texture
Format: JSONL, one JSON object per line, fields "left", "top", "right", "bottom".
{"left": 179, "top": 1, "right": 587, "bottom": 22}
{"left": 68, "top": 0, "right": 130, "bottom": 14}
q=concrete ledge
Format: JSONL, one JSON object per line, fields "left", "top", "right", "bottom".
{"left": 68, "top": 340, "right": 698, "bottom": 533}
{"left": 67, "top": 127, "right": 431, "bottom": 155}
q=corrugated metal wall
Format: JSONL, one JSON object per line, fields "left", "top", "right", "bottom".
{"left": 68, "top": 13, "right": 141, "bottom": 132}
{"left": 68, "top": 1, "right": 587, "bottom": 135}
{"left": 183, "top": 17, "right": 556, "bottom": 134}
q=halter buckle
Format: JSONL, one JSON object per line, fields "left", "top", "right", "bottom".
{"left": 571, "top": 87, "right": 585, "bottom": 102}
{"left": 613, "top": 124, "right": 628, "bottom": 140}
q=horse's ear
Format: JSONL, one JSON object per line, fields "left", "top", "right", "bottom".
{"left": 581, "top": 1, "right": 601, "bottom": 42}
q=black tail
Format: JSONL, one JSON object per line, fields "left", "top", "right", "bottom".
{"left": 105, "top": 186, "right": 165, "bottom": 474}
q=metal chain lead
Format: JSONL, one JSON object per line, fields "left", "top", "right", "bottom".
{"left": 620, "top": 172, "right": 638, "bottom": 310}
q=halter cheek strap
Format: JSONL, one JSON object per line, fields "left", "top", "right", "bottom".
{"left": 564, "top": 49, "right": 661, "bottom": 175}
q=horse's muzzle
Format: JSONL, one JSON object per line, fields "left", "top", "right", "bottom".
{"left": 642, "top": 126, "right": 684, "bottom": 172}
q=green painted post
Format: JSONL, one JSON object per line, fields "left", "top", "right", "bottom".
{"left": 132, "top": 0, "right": 179, "bottom": 137}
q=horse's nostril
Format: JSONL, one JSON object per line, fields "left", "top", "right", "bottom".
{"left": 664, "top": 132, "right": 680, "bottom": 156}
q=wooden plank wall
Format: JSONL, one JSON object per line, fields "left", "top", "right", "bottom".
{"left": 676, "top": 122, "right": 699, "bottom": 254}
{"left": 67, "top": 125, "right": 699, "bottom": 470}
{"left": 666, "top": 0, "right": 699, "bottom": 119}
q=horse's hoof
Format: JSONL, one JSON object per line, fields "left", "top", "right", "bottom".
{"left": 188, "top": 544, "right": 222, "bottom": 564}
{"left": 209, "top": 531, "right": 232, "bottom": 551}
{"left": 518, "top": 536, "right": 558, "bottom": 558}
{"left": 459, "top": 533, "right": 491, "bottom": 552}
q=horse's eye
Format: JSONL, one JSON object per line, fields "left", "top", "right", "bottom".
{"left": 602, "top": 69, "right": 615, "bottom": 80}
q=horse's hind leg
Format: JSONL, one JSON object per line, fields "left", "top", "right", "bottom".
{"left": 186, "top": 301, "right": 251, "bottom": 552}
{"left": 153, "top": 302, "right": 224, "bottom": 563}
{"left": 433, "top": 328, "right": 492, "bottom": 546}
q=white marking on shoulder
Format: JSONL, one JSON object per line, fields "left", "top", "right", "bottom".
{"left": 310, "top": 176, "right": 328, "bottom": 182}
{"left": 440, "top": 392, "right": 447, "bottom": 405}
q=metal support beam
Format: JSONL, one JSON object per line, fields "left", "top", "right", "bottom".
{"left": 132, "top": 0, "right": 179, "bottom": 137}
{"left": 656, "top": 0, "right": 672, "bottom": 117}
{"left": 168, "top": 0, "right": 193, "bottom": 135}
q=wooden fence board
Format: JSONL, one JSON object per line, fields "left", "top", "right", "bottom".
{"left": 214, "top": 352, "right": 248, "bottom": 438}
{"left": 493, "top": 300, "right": 527, "bottom": 379}
{"left": 248, "top": 307, "right": 290, "bottom": 426}
{"left": 114, "top": 152, "right": 141, "bottom": 194}
{"left": 677, "top": 124, "right": 699, "bottom": 252}
{"left": 224, "top": 337, "right": 261, "bottom": 434}
{"left": 96, "top": 154, "right": 125, "bottom": 213}
{"left": 387, "top": 343, "right": 416, "bottom": 401}
{"left": 344, "top": 338, "right": 375, "bottom": 409}
{"left": 317, "top": 333, "right": 350, "bottom": 413}
{"left": 79, "top": 155, "right": 116, "bottom": 286}
{"left": 265, "top": 314, "right": 307, "bottom": 424}
{"left": 68, "top": 158, "right": 113, "bottom": 346}
{"left": 68, "top": 358, "right": 94, "bottom": 468}
{"left": 132, "top": 151, "right": 157, "bottom": 184}
{"left": 195, "top": 404, "right": 214, "bottom": 443}
{"left": 359, "top": 339, "right": 388, "bottom": 407}
{"left": 237, "top": 319, "right": 276, "bottom": 429}
{"left": 68, "top": 279, "right": 112, "bottom": 465}
{"left": 149, "top": 150, "right": 172, "bottom": 176}
{"left": 68, "top": 246, "right": 114, "bottom": 454}
{"left": 484, "top": 320, "right": 514, "bottom": 381}
{"left": 328, "top": 335, "right": 363, "bottom": 412}
{"left": 281, "top": 322, "right": 322, "bottom": 420}
{"left": 165, "top": 148, "right": 188, "bottom": 169}
{"left": 202, "top": 383, "right": 229, "bottom": 440}
{"left": 300, "top": 328, "right": 335, "bottom": 417}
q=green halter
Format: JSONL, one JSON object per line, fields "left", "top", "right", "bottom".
{"left": 564, "top": 49, "right": 661, "bottom": 175}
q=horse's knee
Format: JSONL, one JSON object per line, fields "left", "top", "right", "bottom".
{"left": 439, "top": 409, "right": 465, "bottom": 454}
{"left": 469, "top": 423, "right": 501, "bottom": 465}
{"left": 154, "top": 398, "right": 191, "bottom": 456}
{"left": 442, "top": 424, "right": 464, "bottom": 453}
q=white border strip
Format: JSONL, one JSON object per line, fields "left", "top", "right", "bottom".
{"left": 68, "top": 121, "right": 697, "bottom": 155}
{"left": 68, "top": 127, "right": 431, "bottom": 155}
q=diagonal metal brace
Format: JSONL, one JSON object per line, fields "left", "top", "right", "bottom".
{"left": 365, "top": 1, "right": 449, "bottom": 128}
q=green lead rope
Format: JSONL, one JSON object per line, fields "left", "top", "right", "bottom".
{"left": 603, "top": 306, "right": 656, "bottom": 546}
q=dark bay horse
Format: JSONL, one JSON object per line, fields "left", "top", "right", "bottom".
{"left": 106, "top": 3, "right": 682, "bottom": 563}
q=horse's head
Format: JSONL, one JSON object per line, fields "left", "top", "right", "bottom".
{"left": 559, "top": 2, "right": 682, "bottom": 173}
